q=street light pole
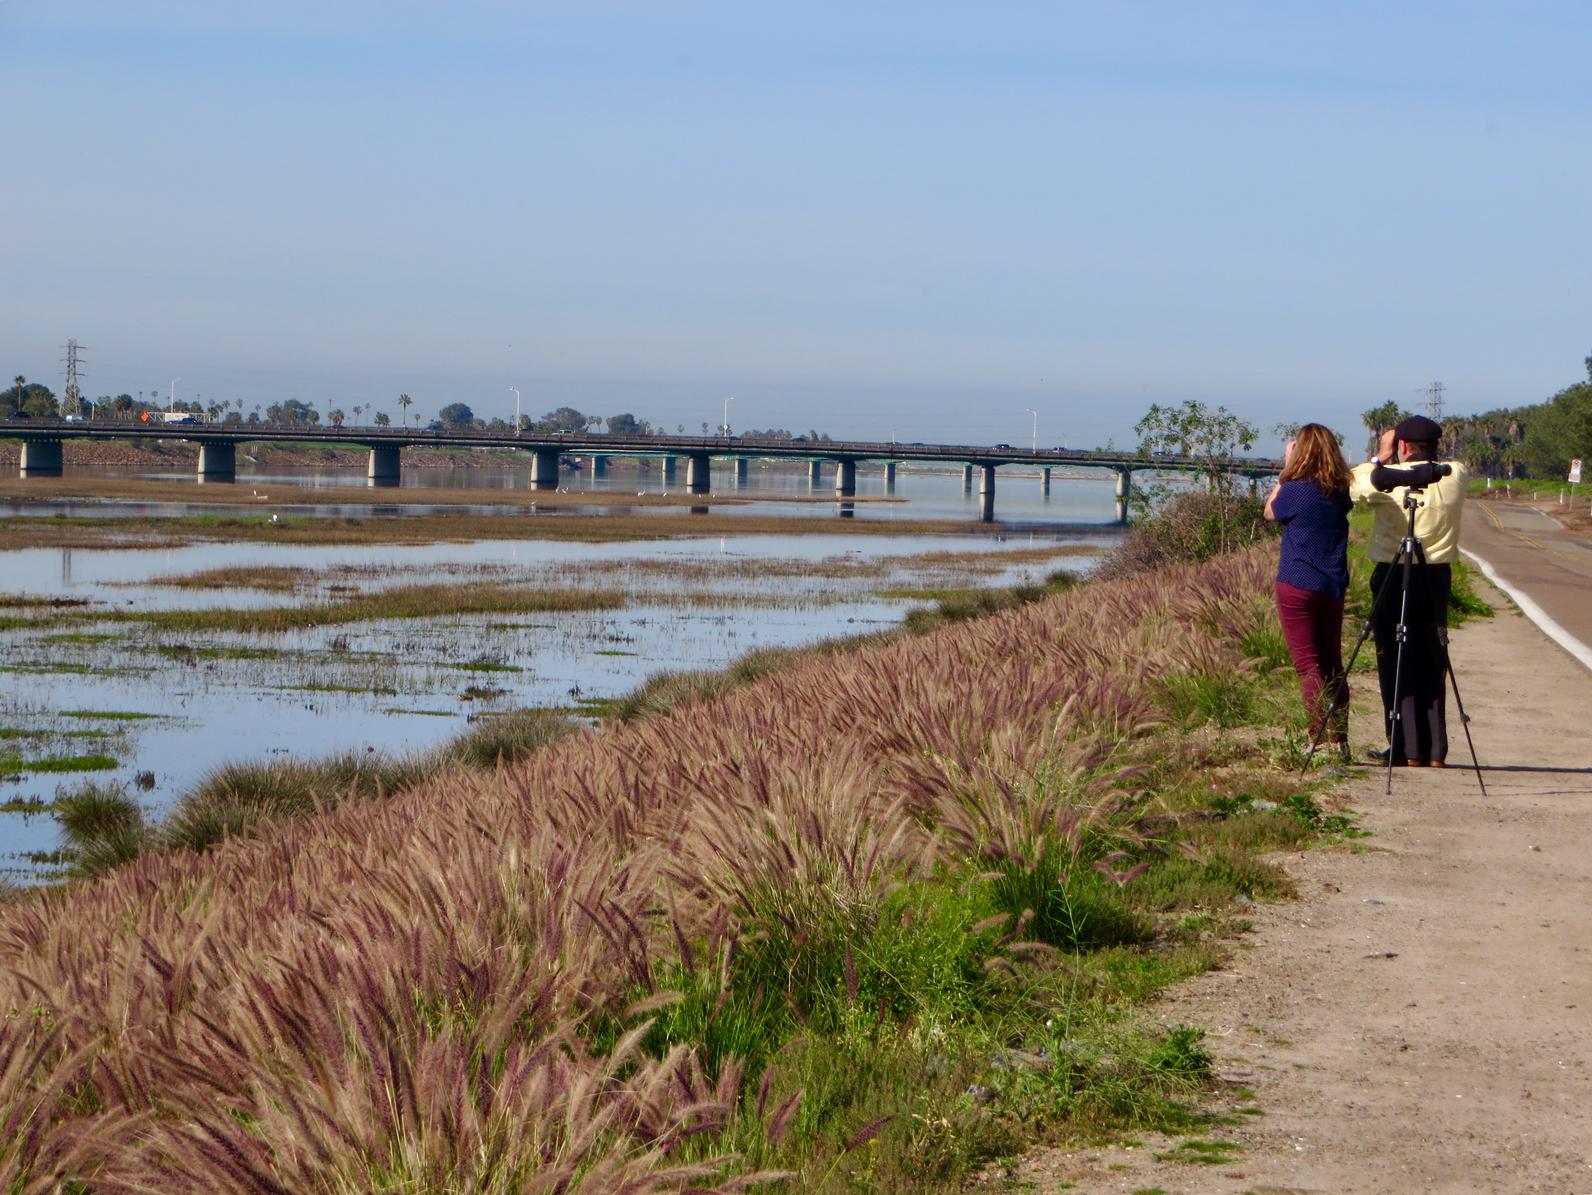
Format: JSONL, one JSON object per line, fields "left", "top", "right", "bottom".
{"left": 1025, "top": 408, "right": 1038, "bottom": 452}
{"left": 170, "top": 379, "right": 181, "bottom": 410}
{"left": 723, "top": 396, "right": 735, "bottom": 436}
{"left": 509, "top": 386, "right": 521, "bottom": 434}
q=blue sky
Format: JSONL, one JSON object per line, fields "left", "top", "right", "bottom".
{"left": 4, "top": 1, "right": 1589, "bottom": 447}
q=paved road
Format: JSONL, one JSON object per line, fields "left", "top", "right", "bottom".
{"left": 1462, "top": 497, "right": 1592, "bottom": 669}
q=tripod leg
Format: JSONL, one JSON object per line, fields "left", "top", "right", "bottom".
{"left": 1407, "top": 544, "right": 1486, "bottom": 793}
{"left": 1383, "top": 542, "right": 1420, "bottom": 795}
{"left": 1437, "top": 625, "right": 1488, "bottom": 797}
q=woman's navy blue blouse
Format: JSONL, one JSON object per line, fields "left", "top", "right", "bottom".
{"left": 1271, "top": 479, "right": 1351, "bottom": 597}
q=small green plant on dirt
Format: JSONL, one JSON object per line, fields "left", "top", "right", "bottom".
{"left": 1153, "top": 1137, "right": 1243, "bottom": 1165}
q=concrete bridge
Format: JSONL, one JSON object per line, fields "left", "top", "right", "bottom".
{"left": 4, "top": 421, "right": 1282, "bottom": 522}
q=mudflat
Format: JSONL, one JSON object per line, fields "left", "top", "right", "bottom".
{"left": 1015, "top": 575, "right": 1592, "bottom": 1193}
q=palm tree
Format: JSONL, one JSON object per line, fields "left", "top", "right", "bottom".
{"left": 398, "top": 393, "right": 413, "bottom": 427}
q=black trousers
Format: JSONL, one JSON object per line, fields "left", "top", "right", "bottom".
{"left": 1369, "top": 562, "right": 1451, "bottom": 765}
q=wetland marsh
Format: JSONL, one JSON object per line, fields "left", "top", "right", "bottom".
{"left": 0, "top": 499, "right": 1114, "bottom": 878}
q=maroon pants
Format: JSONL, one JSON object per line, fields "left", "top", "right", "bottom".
{"left": 1275, "top": 582, "right": 1349, "bottom": 740}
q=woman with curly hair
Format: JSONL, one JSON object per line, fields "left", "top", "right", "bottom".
{"left": 1264, "top": 423, "right": 1353, "bottom": 755}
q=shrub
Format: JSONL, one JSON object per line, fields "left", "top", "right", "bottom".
{"left": 161, "top": 751, "right": 438, "bottom": 854}
{"left": 1097, "top": 491, "right": 1275, "bottom": 580}
{"left": 54, "top": 783, "right": 148, "bottom": 877}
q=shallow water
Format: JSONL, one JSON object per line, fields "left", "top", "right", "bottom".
{"left": 0, "top": 527, "right": 1113, "bottom": 878}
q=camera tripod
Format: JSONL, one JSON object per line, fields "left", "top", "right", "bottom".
{"left": 1301, "top": 490, "right": 1485, "bottom": 795}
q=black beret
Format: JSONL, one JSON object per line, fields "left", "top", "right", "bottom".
{"left": 1395, "top": 414, "right": 1443, "bottom": 442}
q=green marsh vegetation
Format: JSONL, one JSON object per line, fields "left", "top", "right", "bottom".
{"left": 0, "top": 541, "right": 1359, "bottom": 1191}
{"left": 0, "top": 749, "right": 118, "bottom": 776}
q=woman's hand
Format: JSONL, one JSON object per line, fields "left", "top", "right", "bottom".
{"left": 1283, "top": 438, "right": 1296, "bottom": 462}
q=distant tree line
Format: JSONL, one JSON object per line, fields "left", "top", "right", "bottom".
{"left": 2, "top": 380, "right": 835, "bottom": 445}
{"left": 1359, "top": 353, "right": 1592, "bottom": 479}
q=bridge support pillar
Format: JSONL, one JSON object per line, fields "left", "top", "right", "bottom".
{"left": 732, "top": 456, "right": 749, "bottom": 485}
{"left": 883, "top": 461, "right": 897, "bottom": 492}
{"left": 19, "top": 440, "right": 63, "bottom": 478}
{"left": 662, "top": 456, "right": 678, "bottom": 485}
{"left": 687, "top": 453, "right": 711, "bottom": 494}
{"left": 835, "top": 459, "right": 857, "bottom": 497}
{"left": 530, "top": 448, "right": 561, "bottom": 490}
{"left": 961, "top": 463, "right": 973, "bottom": 493}
{"left": 367, "top": 446, "right": 401, "bottom": 487}
{"left": 808, "top": 459, "right": 822, "bottom": 487}
{"left": 1041, "top": 466, "right": 1051, "bottom": 495}
{"left": 197, "top": 441, "right": 237, "bottom": 482}
{"left": 1115, "top": 468, "right": 1132, "bottom": 524}
{"left": 979, "top": 463, "right": 996, "bottom": 521}
{"left": 589, "top": 455, "right": 607, "bottom": 479}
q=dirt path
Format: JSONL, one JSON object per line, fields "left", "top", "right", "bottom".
{"left": 1014, "top": 569, "right": 1592, "bottom": 1193}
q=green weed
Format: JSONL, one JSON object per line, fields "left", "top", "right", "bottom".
{"left": 1161, "top": 671, "right": 1257, "bottom": 728}
{"left": 0, "top": 752, "right": 118, "bottom": 775}
{"left": 59, "top": 710, "right": 161, "bottom": 721}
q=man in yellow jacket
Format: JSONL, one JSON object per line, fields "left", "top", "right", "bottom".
{"left": 1349, "top": 414, "right": 1468, "bottom": 767}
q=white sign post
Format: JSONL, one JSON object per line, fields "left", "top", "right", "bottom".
{"left": 1570, "top": 459, "right": 1583, "bottom": 484}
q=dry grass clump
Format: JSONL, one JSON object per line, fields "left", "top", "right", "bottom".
{"left": 112, "top": 581, "right": 624, "bottom": 633}
{"left": 149, "top": 564, "right": 311, "bottom": 591}
{"left": 0, "top": 547, "right": 1295, "bottom": 1190}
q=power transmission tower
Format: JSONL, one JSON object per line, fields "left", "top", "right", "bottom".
{"left": 61, "top": 339, "right": 86, "bottom": 416}
{"left": 1425, "top": 381, "right": 1445, "bottom": 423}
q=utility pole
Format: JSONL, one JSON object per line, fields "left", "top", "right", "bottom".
{"left": 1025, "top": 408, "right": 1038, "bottom": 452}
{"left": 1426, "top": 381, "right": 1445, "bottom": 423}
{"left": 61, "top": 339, "right": 85, "bottom": 416}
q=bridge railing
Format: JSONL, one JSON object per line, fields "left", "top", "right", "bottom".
{"left": 3, "top": 418, "right": 1281, "bottom": 474}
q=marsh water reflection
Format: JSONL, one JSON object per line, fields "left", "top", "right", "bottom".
{"left": 0, "top": 527, "right": 1115, "bottom": 877}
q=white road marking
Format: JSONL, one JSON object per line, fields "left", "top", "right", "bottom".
{"left": 1461, "top": 548, "right": 1592, "bottom": 675}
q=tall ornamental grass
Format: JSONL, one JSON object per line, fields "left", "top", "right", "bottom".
{"left": 0, "top": 547, "right": 1285, "bottom": 1191}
